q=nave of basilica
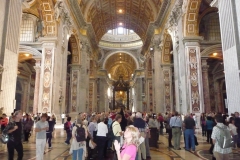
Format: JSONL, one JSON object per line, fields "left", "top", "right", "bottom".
{"left": 0, "top": 0, "right": 240, "bottom": 160}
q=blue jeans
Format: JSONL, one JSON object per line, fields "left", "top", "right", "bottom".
{"left": 65, "top": 131, "right": 72, "bottom": 144}
{"left": 184, "top": 129, "right": 195, "bottom": 151}
{"left": 72, "top": 148, "right": 83, "bottom": 160}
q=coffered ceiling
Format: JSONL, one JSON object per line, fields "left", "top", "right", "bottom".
{"left": 105, "top": 53, "right": 137, "bottom": 80}
{"left": 79, "top": 0, "right": 162, "bottom": 42}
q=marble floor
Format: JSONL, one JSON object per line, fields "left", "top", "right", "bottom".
{"left": 0, "top": 127, "right": 239, "bottom": 160}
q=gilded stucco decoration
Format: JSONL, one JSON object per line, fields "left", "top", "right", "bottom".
{"left": 105, "top": 53, "right": 137, "bottom": 81}
{"left": 69, "top": 35, "right": 80, "bottom": 64}
{"left": 184, "top": 0, "right": 202, "bottom": 36}
{"left": 162, "top": 33, "right": 173, "bottom": 64}
{"left": 80, "top": 0, "right": 162, "bottom": 42}
{"left": 38, "top": 0, "right": 57, "bottom": 36}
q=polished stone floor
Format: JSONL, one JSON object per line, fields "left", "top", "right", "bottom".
{"left": 0, "top": 126, "right": 239, "bottom": 160}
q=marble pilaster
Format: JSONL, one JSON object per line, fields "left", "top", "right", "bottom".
{"left": 134, "top": 77, "right": 143, "bottom": 112}
{"left": 0, "top": 0, "right": 23, "bottom": 115}
{"left": 38, "top": 38, "right": 57, "bottom": 113}
{"left": 211, "top": 0, "right": 240, "bottom": 113}
{"left": 201, "top": 59, "right": 211, "bottom": 113}
{"left": 33, "top": 60, "right": 41, "bottom": 114}
{"left": 152, "top": 35, "right": 165, "bottom": 113}
{"left": 162, "top": 65, "right": 173, "bottom": 113}
{"left": 214, "top": 80, "right": 223, "bottom": 113}
{"left": 69, "top": 64, "right": 81, "bottom": 117}
{"left": 78, "top": 40, "right": 90, "bottom": 113}
{"left": 21, "top": 81, "right": 29, "bottom": 112}
{"left": 183, "top": 37, "right": 204, "bottom": 114}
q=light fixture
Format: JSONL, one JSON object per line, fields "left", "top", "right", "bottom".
{"left": 120, "top": 53, "right": 122, "bottom": 55}
{"left": 118, "top": 9, "right": 123, "bottom": 13}
{"left": 119, "top": 22, "right": 123, "bottom": 26}
{"left": 120, "top": 91, "right": 123, "bottom": 95}
{"left": 25, "top": 53, "right": 30, "bottom": 57}
{"left": 150, "top": 47, "right": 153, "bottom": 51}
{"left": 213, "top": 53, "right": 218, "bottom": 56}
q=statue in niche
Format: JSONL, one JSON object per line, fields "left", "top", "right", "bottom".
{"left": 54, "top": 1, "right": 63, "bottom": 20}
{"left": 182, "top": 0, "right": 188, "bottom": 14}
{"left": 36, "top": 19, "right": 44, "bottom": 38}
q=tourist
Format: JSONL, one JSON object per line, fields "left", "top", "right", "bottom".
{"left": 211, "top": 114, "right": 232, "bottom": 160}
{"left": 148, "top": 114, "right": 159, "bottom": 148}
{"left": 234, "top": 112, "right": 240, "bottom": 147}
{"left": 169, "top": 111, "right": 182, "bottom": 150}
{"left": 206, "top": 116, "right": 214, "bottom": 143}
{"left": 46, "top": 116, "right": 55, "bottom": 149}
{"left": 96, "top": 115, "right": 108, "bottom": 159}
{"left": 183, "top": 113, "right": 196, "bottom": 152}
{"left": 23, "top": 114, "right": 34, "bottom": 142}
{"left": 228, "top": 117, "right": 238, "bottom": 149}
{"left": 64, "top": 117, "right": 72, "bottom": 145}
{"left": 70, "top": 118, "right": 88, "bottom": 160}
{"left": 133, "top": 112, "right": 146, "bottom": 160}
{"left": 157, "top": 113, "right": 164, "bottom": 135}
{"left": 3, "top": 110, "right": 23, "bottom": 160}
{"left": 35, "top": 113, "right": 49, "bottom": 160}
{"left": 112, "top": 114, "right": 123, "bottom": 143}
{"left": 0, "top": 113, "right": 9, "bottom": 132}
{"left": 201, "top": 113, "right": 206, "bottom": 136}
{"left": 113, "top": 125, "right": 139, "bottom": 160}
{"left": 165, "top": 113, "right": 173, "bottom": 148}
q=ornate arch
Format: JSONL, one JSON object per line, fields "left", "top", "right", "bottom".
{"left": 69, "top": 35, "right": 81, "bottom": 64}
{"left": 183, "top": 0, "right": 202, "bottom": 37}
{"left": 103, "top": 51, "right": 139, "bottom": 69}
{"left": 201, "top": 44, "right": 222, "bottom": 57}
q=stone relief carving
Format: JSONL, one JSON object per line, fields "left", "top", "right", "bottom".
{"left": 191, "top": 91, "right": 199, "bottom": 104}
{"left": 190, "top": 71, "right": 198, "bottom": 87}
{"left": 0, "top": 64, "right": 4, "bottom": 74}
{"left": 189, "top": 55, "right": 197, "bottom": 69}
{"left": 182, "top": 0, "right": 188, "bottom": 14}
{"left": 54, "top": 0, "right": 72, "bottom": 27}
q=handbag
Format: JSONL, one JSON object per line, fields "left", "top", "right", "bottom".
{"left": 1, "top": 133, "right": 9, "bottom": 144}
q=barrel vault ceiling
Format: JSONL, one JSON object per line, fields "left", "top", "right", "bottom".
{"left": 79, "top": 0, "right": 163, "bottom": 42}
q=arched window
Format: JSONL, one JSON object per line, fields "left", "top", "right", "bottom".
{"left": 20, "top": 14, "right": 37, "bottom": 42}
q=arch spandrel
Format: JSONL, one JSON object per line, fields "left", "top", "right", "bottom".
{"left": 69, "top": 35, "right": 81, "bottom": 64}
{"left": 161, "top": 33, "right": 173, "bottom": 64}
{"left": 184, "top": 0, "right": 202, "bottom": 37}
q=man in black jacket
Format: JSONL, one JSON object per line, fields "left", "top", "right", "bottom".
{"left": 234, "top": 112, "right": 240, "bottom": 148}
{"left": 3, "top": 110, "right": 24, "bottom": 160}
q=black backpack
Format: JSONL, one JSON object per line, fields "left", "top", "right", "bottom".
{"left": 75, "top": 125, "right": 86, "bottom": 142}
{"left": 107, "top": 121, "right": 118, "bottom": 141}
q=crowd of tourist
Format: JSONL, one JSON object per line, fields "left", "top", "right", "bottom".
{"left": 0, "top": 109, "right": 239, "bottom": 160}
